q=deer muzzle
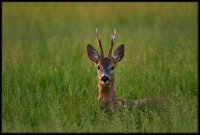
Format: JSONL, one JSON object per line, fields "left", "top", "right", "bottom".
{"left": 101, "top": 75, "right": 110, "bottom": 85}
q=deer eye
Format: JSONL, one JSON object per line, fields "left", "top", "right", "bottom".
{"left": 110, "top": 66, "right": 115, "bottom": 70}
{"left": 97, "top": 66, "right": 100, "bottom": 70}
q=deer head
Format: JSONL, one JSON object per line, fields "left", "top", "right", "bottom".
{"left": 87, "top": 29, "right": 125, "bottom": 86}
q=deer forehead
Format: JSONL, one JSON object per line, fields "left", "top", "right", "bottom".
{"left": 97, "top": 58, "right": 115, "bottom": 67}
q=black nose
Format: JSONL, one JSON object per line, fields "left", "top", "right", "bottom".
{"left": 101, "top": 76, "right": 109, "bottom": 82}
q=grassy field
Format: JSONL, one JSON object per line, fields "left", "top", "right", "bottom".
{"left": 2, "top": 2, "right": 198, "bottom": 132}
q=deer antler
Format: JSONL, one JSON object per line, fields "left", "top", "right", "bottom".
{"left": 96, "top": 28, "right": 104, "bottom": 57}
{"left": 108, "top": 29, "right": 116, "bottom": 58}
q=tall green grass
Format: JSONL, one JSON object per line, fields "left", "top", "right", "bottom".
{"left": 2, "top": 2, "right": 198, "bottom": 132}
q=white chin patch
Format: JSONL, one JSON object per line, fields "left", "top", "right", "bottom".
{"left": 101, "top": 80, "right": 109, "bottom": 85}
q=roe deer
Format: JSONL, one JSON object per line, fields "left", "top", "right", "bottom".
{"left": 87, "top": 29, "right": 165, "bottom": 113}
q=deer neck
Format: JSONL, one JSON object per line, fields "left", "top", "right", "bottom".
{"left": 97, "top": 75, "right": 118, "bottom": 110}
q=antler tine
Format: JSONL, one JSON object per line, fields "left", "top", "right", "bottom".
{"left": 96, "top": 28, "right": 104, "bottom": 57}
{"left": 108, "top": 28, "right": 116, "bottom": 58}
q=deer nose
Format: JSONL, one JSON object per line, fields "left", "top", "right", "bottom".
{"left": 101, "top": 76, "right": 110, "bottom": 82}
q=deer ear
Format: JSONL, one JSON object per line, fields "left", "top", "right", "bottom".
{"left": 87, "top": 44, "right": 100, "bottom": 63}
{"left": 113, "top": 44, "right": 124, "bottom": 63}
